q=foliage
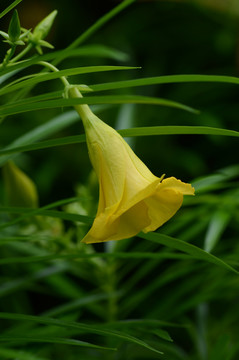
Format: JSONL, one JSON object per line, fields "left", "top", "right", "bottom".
{"left": 0, "top": 0, "right": 239, "bottom": 359}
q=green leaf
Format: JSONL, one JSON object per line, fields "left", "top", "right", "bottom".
{"left": 0, "top": 207, "right": 93, "bottom": 230}
{"left": 56, "top": 44, "right": 129, "bottom": 62}
{"left": 0, "top": 105, "right": 109, "bottom": 167}
{"left": 0, "top": 95, "right": 197, "bottom": 116}
{"left": 0, "top": 0, "right": 23, "bottom": 19}
{"left": 0, "top": 335, "right": 115, "bottom": 350}
{"left": 0, "top": 68, "right": 29, "bottom": 85}
{"left": 0, "top": 46, "right": 130, "bottom": 78}
{"left": 0, "top": 134, "right": 86, "bottom": 156}
{"left": 0, "top": 312, "right": 163, "bottom": 354}
{"left": 139, "top": 232, "right": 239, "bottom": 274}
{"left": 204, "top": 210, "right": 232, "bottom": 253}
{"left": 192, "top": 165, "right": 239, "bottom": 192}
{"left": 119, "top": 125, "right": 239, "bottom": 138}
{"left": 0, "top": 196, "right": 93, "bottom": 230}
{"left": 103, "top": 319, "right": 174, "bottom": 341}
{"left": 1, "top": 126, "right": 239, "bottom": 158}
{"left": 153, "top": 329, "right": 173, "bottom": 342}
{"left": 0, "top": 66, "right": 139, "bottom": 96}
{"left": 90, "top": 74, "right": 239, "bottom": 92}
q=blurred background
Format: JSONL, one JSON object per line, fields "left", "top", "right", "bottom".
{"left": 1, "top": 0, "right": 239, "bottom": 204}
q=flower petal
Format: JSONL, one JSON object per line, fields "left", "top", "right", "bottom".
{"left": 68, "top": 86, "right": 195, "bottom": 244}
{"left": 143, "top": 177, "right": 195, "bottom": 232}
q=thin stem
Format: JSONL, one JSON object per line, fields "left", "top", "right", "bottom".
{"left": 10, "top": 43, "right": 33, "bottom": 64}
{"left": 106, "top": 262, "right": 118, "bottom": 323}
{"left": 1, "top": 45, "right": 16, "bottom": 68}
{"left": 67, "top": 86, "right": 93, "bottom": 122}
{"left": 37, "top": 61, "right": 70, "bottom": 87}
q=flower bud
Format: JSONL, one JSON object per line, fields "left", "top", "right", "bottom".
{"left": 2, "top": 161, "right": 38, "bottom": 208}
{"left": 8, "top": 10, "right": 21, "bottom": 43}
{"left": 33, "top": 10, "right": 57, "bottom": 42}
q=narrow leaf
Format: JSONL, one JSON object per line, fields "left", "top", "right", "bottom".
{"left": 0, "top": 196, "right": 93, "bottom": 230}
{"left": 139, "top": 232, "right": 239, "bottom": 274}
{"left": 0, "top": 0, "right": 23, "bottom": 19}
{"left": 90, "top": 74, "right": 239, "bottom": 92}
{"left": 0, "top": 95, "right": 197, "bottom": 116}
{"left": 1, "top": 126, "right": 239, "bottom": 158}
{"left": 0, "top": 105, "right": 109, "bottom": 167}
{"left": 204, "top": 210, "right": 231, "bottom": 252}
{"left": 0, "top": 66, "right": 139, "bottom": 96}
{"left": 0, "top": 46, "right": 129, "bottom": 78}
{"left": 0, "top": 335, "right": 115, "bottom": 350}
{"left": 0, "top": 313, "right": 163, "bottom": 354}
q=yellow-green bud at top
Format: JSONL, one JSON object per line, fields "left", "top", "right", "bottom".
{"left": 2, "top": 161, "right": 38, "bottom": 208}
{"left": 8, "top": 10, "right": 21, "bottom": 43}
{"left": 33, "top": 10, "right": 57, "bottom": 41}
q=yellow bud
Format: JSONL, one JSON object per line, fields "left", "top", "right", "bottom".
{"left": 2, "top": 161, "right": 38, "bottom": 208}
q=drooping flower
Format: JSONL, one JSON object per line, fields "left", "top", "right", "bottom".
{"left": 68, "top": 87, "right": 195, "bottom": 244}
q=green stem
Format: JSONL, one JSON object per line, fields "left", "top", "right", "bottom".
{"left": 67, "top": 86, "right": 93, "bottom": 123}
{"left": 1, "top": 45, "right": 16, "bottom": 68}
{"left": 106, "top": 261, "right": 118, "bottom": 323}
{"left": 37, "top": 61, "right": 70, "bottom": 87}
{"left": 9, "top": 43, "right": 33, "bottom": 63}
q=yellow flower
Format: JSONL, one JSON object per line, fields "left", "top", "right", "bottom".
{"left": 68, "top": 87, "right": 195, "bottom": 244}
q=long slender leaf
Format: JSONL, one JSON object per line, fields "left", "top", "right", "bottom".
{"left": 0, "top": 105, "right": 109, "bottom": 167}
{"left": 139, "top": 232, "right": 239, "bottom": 274}
{"left": 53, "top": 44, "right": 129, "bottom": 62}
{"left": 0, "top": 196, "right": 93, "bottom": 230}
{"left": 0, "top": 208, "right": 93, "bottom": 228}
{"left": 0, "top": 134, "right": 86, "bottom": 155}
{"left": 0, "top": 312, "right": 163, "bottom": 354}
{"left": 204, "top": 210, "right": 232, "bottom": 253}
{"left": 90, "top": 74, "right": 239, "bottom": 92}
{"left": 1, "top": 126, "right": 238, "bottom": 157}
{"left": 0, "top": 66, "right": 138, "bottom": 96}
{"left": 0, "top": 0, "right": 23, "bottom": 19}
{"left": 0, "top": 46, "right": 129, "bottom": 78}
{"left": 119, "top": 125, "right": 239, "bottom": 138}
{"left": 3, "top": 90, "right": 62, "bottom": 109}
{"left": 0, "top": 335, "right": 115, "bottom": 350}
{"left": 0, "top": 94, "right": 197, "bottom": 116}
{"left": 192, "top": 165, "right": 239, "bottom": 192}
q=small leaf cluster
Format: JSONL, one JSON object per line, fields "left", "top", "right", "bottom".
{"left": 0, "top": 8, "right": 57, "bottom": 62}
{"left": 0, "top": 9, "right": 29, "bottom": 46}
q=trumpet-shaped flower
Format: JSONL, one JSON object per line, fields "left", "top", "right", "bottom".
{"left": 68, "top": 87, "right": 195, "bottom": 244}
